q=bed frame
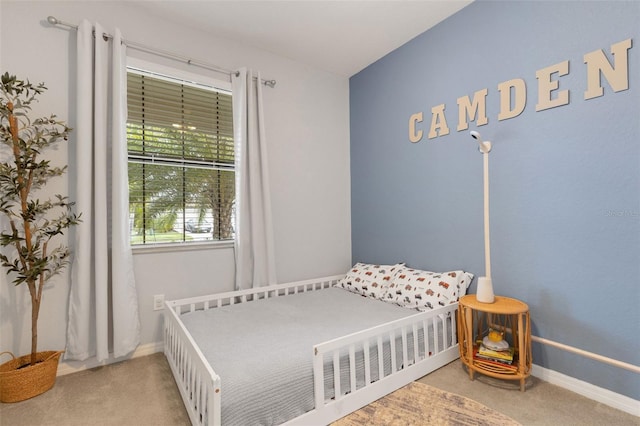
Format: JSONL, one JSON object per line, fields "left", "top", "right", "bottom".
{"left": 164, "top": 275, "right": 460, "bottom": 426}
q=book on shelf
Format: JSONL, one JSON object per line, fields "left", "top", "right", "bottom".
{"left": 477, "top": 345, "right": 515, "bottom": 362}
{"left": 473, "top": 352, "right": 518, "bottom": 371}
{"left": 476, "top": 352, "right": 514, "bottom": 365}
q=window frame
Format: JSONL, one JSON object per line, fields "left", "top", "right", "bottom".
{"left": 126, "top": 57, "right": 235, "bottom": 253}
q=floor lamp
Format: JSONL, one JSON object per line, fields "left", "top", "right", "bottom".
{"left": 470, "top": 131, "right": 495, "bottom": 303}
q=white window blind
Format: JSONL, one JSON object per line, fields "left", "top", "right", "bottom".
{"left": 126, "top": 68, "right": 235, "bottom": 245}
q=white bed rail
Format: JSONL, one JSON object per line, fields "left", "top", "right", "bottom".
{"left": 166, "top": 275, "right": 343, "bottom": 315}
{"left": 163, "top": 275, "right": 343, "bottom": 426}
{"left": 164, "top": 307, "right": 220, "bottom": 425}
{"left": 287, "top": 303, "right": 460, "bottom": 426}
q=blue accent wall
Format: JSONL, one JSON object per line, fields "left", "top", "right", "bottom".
{"left": 350, "top": 1, "right": 639, "bottom": 399}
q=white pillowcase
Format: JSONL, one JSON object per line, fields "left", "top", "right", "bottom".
{"left": 338, "top": 263, "right": 404, "bottom": 299}
{"left": 382, "top": 267, "right": 474, "bottom": 311}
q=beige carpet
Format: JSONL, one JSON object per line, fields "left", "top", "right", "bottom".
{"left": 3, "top": 355, "right": 636, "bottom": 425}
{"left": 333, "top": 381, "right": 521, "bottom": 426}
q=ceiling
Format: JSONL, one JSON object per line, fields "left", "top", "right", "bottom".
{"left": 129, "top": 1, "right": 473, "bottom": 77}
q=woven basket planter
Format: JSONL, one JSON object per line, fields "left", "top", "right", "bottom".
{"left": 0, "top": 350, "right": 64, "bottom": 403}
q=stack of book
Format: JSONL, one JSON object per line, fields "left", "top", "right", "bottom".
{"left": 473, "top": 337, "right": 517, "bottom": 371}
{"left": 476, "top": 345, "right": 515, "bottom": 365}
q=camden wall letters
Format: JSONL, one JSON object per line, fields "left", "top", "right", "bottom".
{"left": 408, "top": 38, "right": 633, "bottom": 143}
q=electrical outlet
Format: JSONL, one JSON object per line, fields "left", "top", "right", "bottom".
{"left": 153, "top": 294, "right": 165, "bottom": 311}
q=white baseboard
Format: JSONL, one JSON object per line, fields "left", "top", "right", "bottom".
{"left": 56, "top": 341, "right": 163, "bottom": 376}
{"left": 532, "top": 363, "right": 640, "bottom": 417}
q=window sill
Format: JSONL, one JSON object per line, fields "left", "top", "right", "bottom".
{"left": 131, "top": 240, "right": 234, "bottom": 255}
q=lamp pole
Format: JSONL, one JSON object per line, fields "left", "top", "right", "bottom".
{"left": 471, "top": 131, "right": 495, "bottom": 303}
{"left": 482, "top": 143, "right": 491, "bottom": 281}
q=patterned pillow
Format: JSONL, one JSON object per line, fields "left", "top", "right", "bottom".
{"left": 338, "top": 263, "right": 404, "bottom": 299}
{"left": 382, "top": 267, "right": 474, "bottom": 311}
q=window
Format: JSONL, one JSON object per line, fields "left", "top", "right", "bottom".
{"left": 126, "top": 66, "right": 234, "bottom": 245}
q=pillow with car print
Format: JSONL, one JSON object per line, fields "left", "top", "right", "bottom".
{"left": 338, "top": 263, "right": 404, "bottom": 299}
{"left": 383, "top": 267, "right": 474, "bottom": 311}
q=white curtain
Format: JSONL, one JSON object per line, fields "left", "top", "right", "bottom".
{"left": 232, "top": 68, "right": 277, "bottom": 290}
{"left": 66, "top": 21, "right": 140, "bottom": 362}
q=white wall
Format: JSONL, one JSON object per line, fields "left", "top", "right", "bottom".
{"left": 0, "top": 1, "right": 351, "bottom": 359}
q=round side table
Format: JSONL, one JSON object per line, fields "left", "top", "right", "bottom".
{"left": 457, "top": 294, "right": 531, "bottom": 391}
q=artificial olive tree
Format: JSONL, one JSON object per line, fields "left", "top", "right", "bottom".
{"left": 0, "top": 73, "right": 80, "bottom": 366}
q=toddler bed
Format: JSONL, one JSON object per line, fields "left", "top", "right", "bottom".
{"left": 164, "top": 264, "right": 473, "bottom": 425}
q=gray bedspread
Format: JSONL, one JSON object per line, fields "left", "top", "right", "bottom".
{"left": 179, "top": 287, "right": 426, "bottom": 426}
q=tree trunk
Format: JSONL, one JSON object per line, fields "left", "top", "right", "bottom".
{"left": 30, "top": 281, "right": 40, "bottom": 366}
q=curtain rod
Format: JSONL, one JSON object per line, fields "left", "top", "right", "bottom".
{"left": 46, "top": 16, "right": 276, "bottom": 88}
